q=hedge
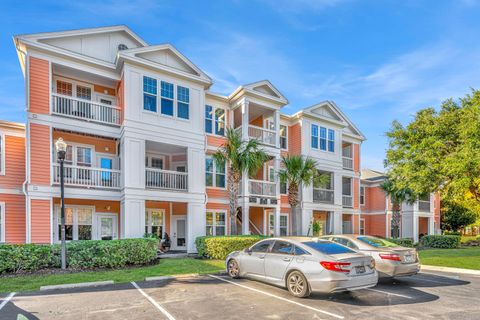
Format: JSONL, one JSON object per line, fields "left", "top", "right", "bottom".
{"left": 419, "top": 235, "right": 461, "bottom": 249}
{"left": 0, "top": 238, "right": 158, "bottom": 274}
{"left": 195, "top": 235, "right": 265, "bottom": 260}
{"left": 388, "top": 238, "right": 414, "bottom": 248}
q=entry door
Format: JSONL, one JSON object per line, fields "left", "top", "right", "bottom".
{"left": 171, "top": 216, "right": 187, "bottom": 250}
{"left": 96, "top": 214, "right": 118, "bottom": 240}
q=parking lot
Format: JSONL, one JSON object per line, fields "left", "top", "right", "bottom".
{"left": 1, "top": 270, "right": 479, "bottom": 319}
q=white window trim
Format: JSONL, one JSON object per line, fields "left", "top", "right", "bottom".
{"left": 205, "top": 105, "right": 226, "bottom": 137}
{"left": 280, "top": 213, "right": 289, "bottom": 236}
{"left": 206, "top": 155, "right": 226, "bottom": 189}
{"left": 145, "top": 208, "right": 166, "bottom": 238}
{"left": 360, "top": 186, "right": 365, "bottom": 205}
{"left": 53, "top": 76, "right": 95, "bottom": 100}
{"left": 0, "top": 132, "right": 5, "bottom": 176}
{"left": 145, "top": 153, "right": 166, "bottom": 170}
{"left": 53, "top": 141, "right": 96, "bottom": 167}
{"left": 53, "top": 205, "right": 95, "bottom": 242}
{"left": 0, "top": 202, "right": 5, "bottom": 242}
{"left": 359, "top": 218, "right": 365, "bottom": 235}
{"left": 311, "top": 122, "right": 335, "bottom": 154}
{"left": 280, "top": 124, "right": 288, "bottom": 150}
{"left": 206, "top": 210, "right": 227, "bottom": 236}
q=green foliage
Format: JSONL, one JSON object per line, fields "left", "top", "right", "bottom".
{"left": 419, "top": 235, "right": 461, "bottom": 249}
{"left": 384, "top": 89, "right": 480, "bottom": 215}
{"left": 441, "top": 202, "right": 478, "bottom": 232}
{"left": 0, "top": 238, "right": 158, "bottom": 274}
{"left": 195, "top": 235, "right": 265, "bottom": 260}
{"left": 388, "top": 238, "right": 414, "bottom": 247}
{"left": 312, "top": 221, "right": 321, "bottom": 236}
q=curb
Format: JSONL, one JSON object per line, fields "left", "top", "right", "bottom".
{"left": 421, "top": 265, "right": 480, "bottom": 276}
{"left": 145, "top": 273, "right": 200, "bottom": 281}
{"left": 40, "top": 280, "right": 114, "bottom": 291}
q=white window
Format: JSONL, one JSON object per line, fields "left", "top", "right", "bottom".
{"left": 177, "top": 86, "right": 190, "bottom": 119}
{"left": 268, "top": 166, "right": 275, "bottom": 182}
{"left": 206, "top": 156, "right": 226, "bottom": 188}
{"left": 76, "top": 85, "right": 92, "bottom": 100}
{"left": 206, "top": 211, "right": 226, "bottom": 236}
{"left": 268, "top": 213, "right": 275, "bottom": 236}
{"left": 56, "top": 80, "right": 73, "bottom": 96}
{"left": 280, "top": 125, "right": 287, "bottom": 149}
{"left": 360, "top": 186, "right": 365, "bottom": 205}
{"left": 205, "top": 105, "right": 226, "bottom": 136}
{"left": 55, "top": 143, "right": 93, "bottom": 167}
{"left": 143, "top": 76, "right": 157, "bottom": 112}
{"left": 311, "top": 123, "right": 335, "bottom": 153}
{"left": 328, "top": 129, "right": 335, "bottom": 152}
{"left": 0, "top": 133, "right": 4, "bottom": 175}
{"left": 54, "top": 206, "right": 93, "bottom": 241}
{"left": 311, "top": 124, "right": 318, "bottom": 149}
{"left": 360, "top": 218, "right": 365, "bottom": 235}
{"left": 0, "top": 202, "right": 5, "bottom": 242}
{"left": 280, "top": 214, "right": 288, "bottom": 236}
{"left": 145, "top": 209, "right": 165, "bottom": 238}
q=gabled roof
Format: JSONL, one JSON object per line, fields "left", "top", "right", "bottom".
{"left": 229, "top": 80, "right": 288, "bottom": 105}
{"left": 361, "top": 169, "right": 386, "bottom": 182}
{"left": 291, "top": 100, "right": 366, "bottom": 140}
{"left": 118, "top": 44, "right": 212, "bottom": 85}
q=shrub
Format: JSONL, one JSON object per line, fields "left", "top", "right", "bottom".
{"left": 444, "top": 231, "right": 461, "bottom": 236}
{"left": 419, "top": 235, "right": 461, "bottom": 249}
{"left": 195, "top": 235, "right": 265, "bottom": 260}
{"left": 0, "top": 238, "right": 158, "bottom": 274}
{"left": 388, "top": 238, "right": 414, "bottom": 247}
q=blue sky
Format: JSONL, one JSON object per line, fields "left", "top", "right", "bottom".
{"left": 1, "top": 0, "right": 480, "bottom": 171}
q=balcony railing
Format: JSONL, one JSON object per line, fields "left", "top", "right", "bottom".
{"left": 236, "top": 125, "right": 277, "bottom": 146}
{"left": 249, "top": 179, "right": 276, "bottom": 197}
{"left": 342, "top": 157, "right": 353, "bottom": 170}
{"left": 52, "top": 93, "right": 121, "bottom": 126}
{"left": 313, "top": 189, "right": 334, "bottom": 204}
{"left": 342, "top": 195, "right": 353, "bottom": 208}
{"left": 418, "top": 200, "right": 431, "bottom": 212}
{"left": 52, "top": 164, "right": 121, "bottom": 189}
{"left": 146, "top": 168, "right": 188, "bottom": 191}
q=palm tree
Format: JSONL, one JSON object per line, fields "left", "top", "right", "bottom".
{"left": 214, "top": 128, "right": 269, "bottom": 235}
{"left": 279, "top": 155, "right": 328, "bottom": 236}
{"left": 380, "top": 179, "right": 415, "bottom": 238}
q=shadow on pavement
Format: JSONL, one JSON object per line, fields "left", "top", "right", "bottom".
{"left": 1, "top": 301, "right": 40, "bottom": 320}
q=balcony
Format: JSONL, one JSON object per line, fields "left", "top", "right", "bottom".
{"left": 313, "top": 189, "right": 334, "bottom": 204}
{"left": 236, "top": 125, "right": 277, "bottom": 147}
{"left": 342, "top": 195, "right": 353, "bottom": 208}
{"left": 146, "top": 168, "right": 188, "bottom": 191}
{"left": 52, "top": 164, "right": 121, "bottom": 189}
{"left": 249, "top": 179, "right": 276, "bottom": 197}
{"left": 342, "top": 157, "right": 353, "bottom": 170}
{"left": 52, "top": 93, "right": 121, "bottom": 126}
{"left": 418, "top": 200, "right": 431, "bottom": 212}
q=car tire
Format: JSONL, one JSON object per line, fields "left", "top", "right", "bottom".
{"left": 286, "top": 271, "right": 310, "bottom": 298}
{"left": 227, "top": 259, "right": 240, "bottom": 279}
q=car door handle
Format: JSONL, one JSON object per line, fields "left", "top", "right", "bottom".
{"left": 258, "top": 255, "right": 265, "bottom": 259}
{"left": 283, "top": 257, "right": 292, "bottom": 262}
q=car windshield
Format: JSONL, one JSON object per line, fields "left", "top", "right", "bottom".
{"left": 357, "top": 236, "right": 398, "bottom": 248}
{"left": 302, "top": 241, "right": 355, "bottom": 255}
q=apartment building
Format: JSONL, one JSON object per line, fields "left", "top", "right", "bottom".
{"left": 0, "top": 25, "right": 364, "bottom": 252}
{"left": 360, "top": 169, "right": 441, "bottom": 243}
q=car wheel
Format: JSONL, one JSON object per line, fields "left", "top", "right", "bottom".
{"left": 227, "top": 259, "right": 240, "bottom": 279}
{"left": 287, "top": 271, "right": 310, "bottom": 298}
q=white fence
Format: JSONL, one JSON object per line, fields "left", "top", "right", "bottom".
{"left": 146, "top": 168, "right": 188, "bottom": 191}
{"left": 342, "top": 157, "right": 353, "bottom": 170}
{"left": 342, "top": 195, "right": 353, "bottom": 208}
{"left": 313, "top": 189, "right": 334, "bottom": 204}
{"left": 52, "top": 164, "right": 121, "bottom": 189}
{"left": 249, "top": 179, "right": 277, "bottom": 197}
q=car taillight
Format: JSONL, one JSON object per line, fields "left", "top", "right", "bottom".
{"left": 379, "top": 253, "right": 401, "bottom": 261}
{"left": 320, "top": 261, "right": 351, "bottom": 273}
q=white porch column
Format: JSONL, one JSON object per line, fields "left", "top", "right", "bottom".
{"left": 274, "top": 110, "right": 281, "bottom": 148}
{"left": 121, "top": 137, "right": 145, "bottom": 189}
{"left": 301, "top": 208, "right": 313, "bottom": 236}
{"left": 187, "top": 201, "right": 206, "bottom": 253}
{"left": 187, "top": 147, "right": 205, "bottom": 194}
{"left": 413, "top": 214, "right": 419, "bottom": 243}
{"left": 274, "top": 155, "right": 281, "bottom": 198}
{"left": 242, "top": 203, "right": 250, "bottom": 235}
{"left": 428, "top": 216, "right": 435, "bottom": 235}
{"left": 241, "top": 100, "right": 250, "bottom": 141}
{"left": 274, "top": 206, "right": 281, "bottom": 236}
{"left": 120, "top": 198, "right": 145, "bottom": 238}
{"left": 333, "top": 210, "right": 343, "bottom": 234}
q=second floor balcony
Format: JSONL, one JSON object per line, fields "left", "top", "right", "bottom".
{"left": 342, "top": 142, "right": 354, "bottom": 170}
{"left": 417, "top": 200, "right": 431, "bottom": 212}
{"left": 235, "top": 125, "right": 277, "bottom": 147}
{"left": 248, "top": 179, "right": 277, "bottom": 197}
{"left": 342, "top": 195, "right": 353, "bottom": 208}
{"left": 52, "top": 163, "right": 121, "bottom": 190}
{"left": 313, "top": 188, "right": 334, "bottom": 204}
{"left": 145, "top": 168, "right": 188, "bottom": 191}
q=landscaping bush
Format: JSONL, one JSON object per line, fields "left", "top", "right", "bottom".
{"left": 388, "top": 238, "right": 414, "bottom": 247}
{"left": 195, "top": 235, "right": 265, "bottom": 260}
{"left": 419, "top": 235, "right": 461, "bottom": 249}
{"left": 0, "top": 238, "right": 158, "bottom": 274}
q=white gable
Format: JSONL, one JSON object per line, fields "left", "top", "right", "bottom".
{"left": 252, "top": 84, "right": 280, "bottom": 98}
{"left": 310, "top": 104, "right": 342, "bottom": 121}
{"left": 39, "top": 31, "right": 143, "bottom": 63}
{"left": 242, "top": 80, "right": 288, "bottom": 104}
{"left": 137, "top": 49, "right": 199, "bottom": 76}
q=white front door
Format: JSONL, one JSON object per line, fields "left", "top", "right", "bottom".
{"left": 171, "top": 215, "right": 187, "bottom": 251}
{"left": 96, "top": 214, "right": 118, "bottom": 240}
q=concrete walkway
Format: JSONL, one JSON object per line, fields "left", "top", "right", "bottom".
{"left": 421, "top": 265, "right": 480, "bottom": 275}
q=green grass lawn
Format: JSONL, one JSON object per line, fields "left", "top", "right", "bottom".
{"left": 419, "top": 247, "right": 480, "bottom": 270}
{"left": 0, "top": 258, "right": 224, "bottom": 294}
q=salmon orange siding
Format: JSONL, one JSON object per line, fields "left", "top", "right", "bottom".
{"left": 206, "top": 135, "right": 227, "bottom": 148}
{"left": 363, "top": 214, "right": 387, "bottom": 237}
{"left": 288, "top": 123, "right": 301, "bottom": 155}
{"left": 352, "top": 214, "right": 360, "bottom": 234}
{"left": 3, "top": 194, "right": 26, "bottom": 243}
{"left": 353, "top": 178, "right": 360, "bottom": 209}
{"left": 29, "top": 123, "right": 50, "bottom": 185}
{"left": 30, "top": 199, "right": 51, "bottom": 244}
{"left": 0, "top": 135, "right": 25, "bottom": 189}
{"left": 353, "top": 144, "right": 360, "bottom": 172}
{"left": 52, "top": 130, "right": 117, "bottom": 154}
{"left": 363, "top": 186, "right": 386, "bottom": 212}
{"left": 29, "top": 57, "right": 50, "bottom": 114}
{"left": 206, "top": 188, "right": 229, "bottom": 199}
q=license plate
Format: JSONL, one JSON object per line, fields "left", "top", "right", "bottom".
{"left": 355, "top": 266, "right": 366, "bottom": 274}
{"left": 404, "top": 255, "right": 415, "bottom": 263}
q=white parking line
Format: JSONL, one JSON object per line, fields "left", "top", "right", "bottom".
{"left": 0, "top": 292, "right": 16, "bottom": 311}
{"left": 365, "top": 288, "right": 413, "bottom": 299}
{"left": 209, "top": 274, "right": 344, "bottom": 319}
{"left": 131, "top": 282, "right": 176, "bottom": 320}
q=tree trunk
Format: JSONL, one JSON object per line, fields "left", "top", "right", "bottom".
{"left": 391, "top": 203, "right": 401, "bottom": 238}
{"left": 228, "top": 167, "right": 240, "bottom": 235}
{"left": 288, "top": 182, "right": 302, "bottom": 235}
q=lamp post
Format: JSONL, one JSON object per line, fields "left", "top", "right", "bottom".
{"left": 55, "top": 138, "right": 67, "bottom": 270}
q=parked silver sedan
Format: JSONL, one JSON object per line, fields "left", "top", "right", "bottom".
{"left": 321, "top": 235, "right": 420, "bottom": 278}
{"left": 225, "top": 237, "right": 378, "bottom": 298}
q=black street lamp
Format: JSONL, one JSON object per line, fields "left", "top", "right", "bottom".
{"left": 55, "top": 137, "right": 67, "bottom": 269}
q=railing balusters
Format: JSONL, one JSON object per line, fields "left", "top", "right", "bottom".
{"left": 52, "top": 163, "right": 120, "bottom": 189}
{"left": 145, "top": 168, "right": 188, "bottom": 191}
